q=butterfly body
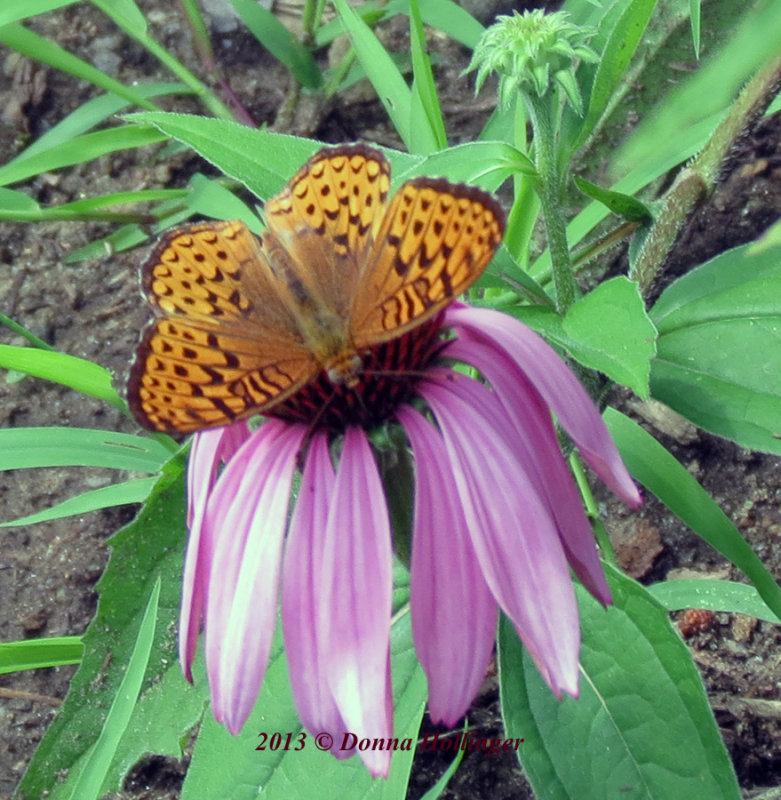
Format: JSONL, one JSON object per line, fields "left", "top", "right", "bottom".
{"left": 128, "top": 144, "right": 505, "bottom": 433}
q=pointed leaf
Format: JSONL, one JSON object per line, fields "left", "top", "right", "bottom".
{"left": 499, "top": 565, "right": 740, "bottom": 799}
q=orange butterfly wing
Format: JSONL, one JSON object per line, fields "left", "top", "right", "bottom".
{"left": 128, "top": 221, "right": 319, "bottom": 433}
{"left": 262, "top": 144, "right": 392, "bottom": 337}
{"left": 128, "top": 146, "right": 506, "bottom": 432}
{"left": 349, "top": 177, "right": 506, "bottom": 350}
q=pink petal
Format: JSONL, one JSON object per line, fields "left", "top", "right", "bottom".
{"left": 181, "top": 429, "right": 223, "bottom": 680}
{"left": 203, "top": 420, "right": 305, "bottom": 733}
{"left": 181, "top": 426, "right": 243, "bottom": 680}
{"left": 398, "top": 406, "right": 498, "bottom": 725}
{"left": 319, "top": 427, "right": 393, "bottom": 777}
{"left": 446, "top": 339, "right": 611, "bottom": 606}
{"left": 282, "top": 432, "right": 348, "bottom": 738}
{"left": 445, "top": 304, "right": 641, "bottom": 508}
{"left": 421, "top": 374, "right": 581, "bottom": 698}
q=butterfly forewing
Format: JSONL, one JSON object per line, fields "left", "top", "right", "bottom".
{"left": 349, "top": 177, "right": 506, "bottom": 350}
{"left": 264, "top": 145, "right": 392, "bottom": 321}
{"left": 128, "top": 221, "right": 319, "bottom": 432}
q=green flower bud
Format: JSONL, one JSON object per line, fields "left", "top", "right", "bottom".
{"left": 466, "top": 10, "right": 598, "bottom": 115}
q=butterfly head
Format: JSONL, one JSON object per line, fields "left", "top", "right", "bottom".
{"left": 326, "top": 353, "right": 364, "bottom": 389}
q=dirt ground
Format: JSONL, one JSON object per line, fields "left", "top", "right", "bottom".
{"left": 1, "top": 2, "right": 781, "bottom": 799}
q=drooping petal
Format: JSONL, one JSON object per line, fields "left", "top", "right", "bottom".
{"left": 447, "top": 338, "right": 611, "bottom": 606}
{"left": 203, "top": 420, "right": 305, "bottom": 733}
{"left": 282, "top": 432, "right": 348, "bottom": 739}
{"left": 445, "top": 304, "right": 641, "bottom": 508}
{"left": 181, "top": 426, "right": 243, "bottom": 681}
{"left": 320, "top": 427, "right": 393, "bottom": 777}
{"left": 421, "top": 373, "right": 580, "bottom": 698}
{"left": 398, "top": 406, "right": 498, "bottom": 725}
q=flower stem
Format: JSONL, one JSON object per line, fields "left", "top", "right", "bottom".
{"left": 570, "top": 453, "right": 618, "bottom": 567}
{"left": 526, "top": 94, "right": 577, "bottom": 313}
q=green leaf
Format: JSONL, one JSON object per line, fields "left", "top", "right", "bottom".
{"left": 0, "top": 477, "right": 156, "bottom": 527}
{"left": 394, "top": 140, "right": 533, "bottom": 189}
{"left": 17, "top": 455, "right": 206, "bottom": 799}
{"left": 573, "top": 175, "right": 654, "bottom": 222}
{"left": 0, "top": 637, "right": 82, "bottom": 675}
{"left": 331, "top": 0, "right": 415, "bottom": 151}
{"left": 514, "top": 278, "right": 656, "bottom": 395}
{"left": 648, "top": 579, "right": 781, "bottom": 625}
{"left": 126, "top": 113, "right": 322, "bottom": 201}
{"left": 604, "top": 408, "right": 781, "bottom": 622}
{"left": 650, "top": 243, "right": 781, "bottom": 454}
{"left": 499, "top": 565, "right": 741, "bottom": 799}
{"left": 563, "top": 276, "right": 656, "bottom": 395}
{"left": 185, "top": 173, "right": 262, "bottom": 233}
{"left": 228, "top": 0, "right": 322, "bottom": 89}
{"left": 69, "top": 579, "right": 160, "bottom": 800}
{"left": 125, "top": 113, "right": 423, "bottom": 201}
{"left": 0, "top": 124, "right": 167, "bottom": 187}
{"left": 0, "top": 428, "right": 173, "bottom": 473}
{"left": 182, "top": 610, "right": 427, "bottom": 799}
{"left": 0, "top": 345, "right": 125, "bottom": 410}
{"left": 748, "top": 216, "right": 781, "bottom": 254}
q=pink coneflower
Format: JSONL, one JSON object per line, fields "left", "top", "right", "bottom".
{"left": 179, "top": 300, "right": 641, "bottom": 778}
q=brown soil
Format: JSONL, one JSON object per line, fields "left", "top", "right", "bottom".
{"left": 1, "top": 2, "right": 781, "bottom": 799}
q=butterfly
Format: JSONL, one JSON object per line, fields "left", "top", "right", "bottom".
{"left": 128, "top": 144, "right": 505, "bottom": 433}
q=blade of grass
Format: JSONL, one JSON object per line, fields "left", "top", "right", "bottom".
{"left": 0, "top": 188, "right": 187, "bottom": 223}
{"left": 0, "top": 345, "right": 125, "bottom": 410}
{"left": 0, "top": 124, "right": 167, "bottom": 187}
{"left": 9, "top": 83, "right": 189, "bottom": 167}
{"left": 0, "top": 23, "right": 159, "bottom": 111}
{"left": 408, "top": 0, "right": 447, "bottom": 153}
{"left": 331, "top": 0, "right": 414, "bottom": 150}
{"left": 414, "top": 0, "right": 484, "bottom": 48}
{"left": 0, "top": 428, "right": 176, "bottom": 472}
{"left": 0, "top": 314, "right": 54, "bottom": 350}
{"left": 0, "top": 477, "right": 157, "bottom": 527}
{"left": 0, "top": 0, "right": 79, "bottom": 24}
{"left": 0, "top": 637, "right": 83, "bottom": 675}
{"left": 69, "top": 578, "right": 160, "bottom": 800}
{"left": 690, "top": 0, "right": 701, "bottom": 58}
{"left": 228, "top": 0, "right": 322, "bottom": 89}
{"left": 575, "top": 0, "right": 657, "bottom": 150}
{"left": 65, "top": 224, "right": 149, "bottom": 263}
{"left": 90, "top": 0, "right": 236, "bottom": 120}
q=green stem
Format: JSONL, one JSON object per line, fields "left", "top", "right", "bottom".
{"left": 570, "top": 453, "right": 618, "bottom": 567}
{"left": 525, "top": 93, "right": 577, "bottom": 313}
